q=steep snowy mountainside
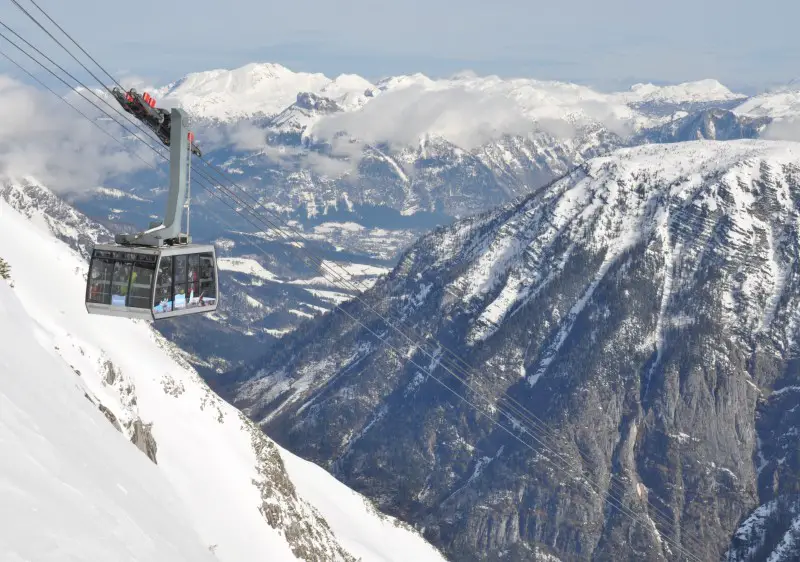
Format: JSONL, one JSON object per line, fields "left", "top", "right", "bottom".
{"left": 277, "top": 440, "right": 451, "bottom": 562}
{"left": 0, "top": 195, "right": 445, "bottom": 562}
{"left": 734, "top": 85, "right": 800, "bottom": 119}
{"left": 2, "top": 178, "right": 114, "bottom": 257}
{"left": 0, "top": 282, "right": 217, "bottom": 562}
{"left": 224, "top": 139, "right": 800, "bottom": 562}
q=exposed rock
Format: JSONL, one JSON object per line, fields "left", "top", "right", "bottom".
{"left": 129, "top": 419, "right": 158, "bottom": 464}
{"left": 0, "top": 257, "right": 10, "bottom": 280}
{"left": 244, "top": 412, "right": 356, "bottom": 562}
{"left": 98, "top": 403, "right": 123, "bottom": 433}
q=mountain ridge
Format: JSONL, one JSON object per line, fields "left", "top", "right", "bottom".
{"left": 224, "top": 139, "right": 800, "bottom": 561}
{"left": 154, "top": 61, "right": 749, "bottom": 127}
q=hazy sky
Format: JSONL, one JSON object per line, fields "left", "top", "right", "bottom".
{"left": 1, "top": 0, "right": 798, "bottom": 93}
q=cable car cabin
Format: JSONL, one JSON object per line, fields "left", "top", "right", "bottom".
{"left": 85, "top": 244, "right": 218, "bottom": 320}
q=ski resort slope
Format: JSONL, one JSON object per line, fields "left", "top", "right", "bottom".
{"left": 0, "top": 282, "right": 216, "bottom": 562}
{"left": 0, "top": 194, "right": 445, "bottom": 562}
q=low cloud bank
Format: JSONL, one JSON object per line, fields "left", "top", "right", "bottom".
{"left": 309, "top": 81, "right": 637, "bottom": 153}
{"left": 310, "top": 84, "right": 537, "bottom": 151}
{"left": 0, "top": 75, "right": 158, "bottom": 192}
{"left": 761, "top": 117, "right": 800, "bottom": 142}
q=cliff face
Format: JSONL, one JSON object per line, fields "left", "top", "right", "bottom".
{"left": 224, "top": 140, "right": 800, "bottom": 561}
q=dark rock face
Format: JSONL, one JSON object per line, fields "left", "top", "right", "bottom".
{"left": 222, "top": 140, "right": 800, "bottom": 561}
{"left": 0, "top": 257, "right": 10, "bottom": 280}
{"left": 725, "top": 495, "right": 800, "bottom": 561}
{"left": 130, "top": 419, "right": 158, "bottom": 464}
{"left": 724, "top": 382, "right": 800, "bottom": 561}
{"left": 294, "top": 92, "right": 342, "bottom": 113}
{"left": 98, "top": 403, "right": 123, "bottom": 432}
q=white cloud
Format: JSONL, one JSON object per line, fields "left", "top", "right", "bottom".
{"left": 305, "top": 151, "right": 354, "bottom": 177}
{"left": 761, "top": 118, "right": 800, "bottom": 142}
{"left": 308, "top": 80, "right": 640, "bottom": 157}
{"left": 576, "top": 100, "right": 637, "bottom": 137}
{"left": 310, "top": 84, "right": 538, "bottom": 150}
{"left": 225, "top": 121, "right": 269, "bottom": 151}
{"left": 0, "top": 75, "right": 158, "bottom": 193}
{"left": 241, "top": 139, "right": 353, "bottom": 179}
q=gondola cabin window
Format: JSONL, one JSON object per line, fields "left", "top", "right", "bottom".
{"left": 87, "top": 250, "right": 156, "bottom": 309}
{"left": 152, "top": 251, "right": 216, "bottom": 317}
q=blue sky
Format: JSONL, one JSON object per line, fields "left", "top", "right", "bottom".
{"left": 1, "top": 0, "right": 798, "bottom": 93}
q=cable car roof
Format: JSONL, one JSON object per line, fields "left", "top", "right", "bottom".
{"left": 92, "top": 243, "right": 216, "bottom": 256}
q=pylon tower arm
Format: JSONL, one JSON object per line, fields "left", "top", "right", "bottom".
{"left": 115, "top": 107, "right": 191, "bottom": 247}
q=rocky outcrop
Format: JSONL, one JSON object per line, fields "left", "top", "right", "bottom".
{"left": 246, "top": 415, "right": 356, "bottom": 562}
{"left": 129, "top": 419, "right": 158, "bottom": 464}
{"left": 97, "top": 402, "right": 122, "bottom": 432}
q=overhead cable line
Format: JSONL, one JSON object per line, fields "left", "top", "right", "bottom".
{"left": 4, "top": 22, "right": 700, "bottom": 560}
{"left": 3, "top": 8, "right": 703, "bottom": 560}
{"left": 17, "top": 0, "right": 125, "bottom": 91}
{"left": 9, "top": 0, "right": 119, "bottom": 96}
{"left": 6, "top": 13, "right": 701, "bottom": 558}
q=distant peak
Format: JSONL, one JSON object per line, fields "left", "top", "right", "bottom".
{"left": 627, "top": 78, "right": 744, "bottom": 103}
{"left": 294, "top": 91, "right": 341, "bottom": 113}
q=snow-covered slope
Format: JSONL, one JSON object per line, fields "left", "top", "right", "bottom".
{"left": 0, "top": 190, "right": 445, "bottom": 562}
{"left": 0, "top": 282, "right": 217, "bottom": 562}
{"left": 734, "top": 86, "right": 800, "bottom": 119}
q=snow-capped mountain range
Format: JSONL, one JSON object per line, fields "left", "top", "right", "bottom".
{"left": 42, "top": 62, "right": 795, "bottom": 377}
{"left": 146, "top": 63, "right": 796, "bottom": 144}
{"left": 126, "top": 63, "right": 796, "bottom": 223}
{"left": 0, "top": 184, "right": 445, "bottom": 562}
{"left": 154, "top": 63, "right": 747, "bottom": 129}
